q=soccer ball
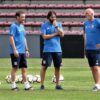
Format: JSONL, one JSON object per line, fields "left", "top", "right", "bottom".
{"left": 52, "top": 75, "right": 64, "bottom": 83}
{"left": 5, "top": 75, "right": 12, "bottom": 83}
{"left": 15, "top": 75, "right": 19, "bottom": 83}
{"left": 33, "top": 75, "right": 37, "bottom": 82}
{"left": 5, "top": 75, "right": 20, "bottom": 83}
{"left": 17, "top": 75, "right": 23, "bottom": 83}
{"left": 27, "top": 75, "right": 34, "bottom": 83}
{"left": 35, "top": 75, "right": 41, "bottom": 83}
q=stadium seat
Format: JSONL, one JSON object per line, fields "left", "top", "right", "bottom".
{"left": 64, "top": 30, "right": 83, "bottom": 35}
{"left": 1, "top": 12, "right": 100, "bottom": 18}
{"left": 0, "top": 4, "right": 100, "bottom": 9}
{"left": 0, "top": 29, "right": 83, "bottom": 35}
{"left": 0, "top": 12, "right": 84, "bottom": 18}
{"left": 0, "top": 3, "right": 99, "bottom": 36}
{"left": 24, "top": 22, "right": 42, "bottom": 26}
{"left": 63, "top": 22, "right": 83, "bottom": 26}
{"left": 0, "top": 21, "right": 83, "bottom": 27}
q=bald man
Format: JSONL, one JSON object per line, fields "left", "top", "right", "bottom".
{"left": 83, "top": 8, "right": 100, "bottom": 91}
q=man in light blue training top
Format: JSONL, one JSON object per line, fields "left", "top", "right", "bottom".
{"left": 9, "top": 11, "right": 33, "bottom": 91}
{"left": 40, "top": 11, "right": 64, "bottom": 90}
{"left": 83, "top": 8, "right": 100, "bottom": 91}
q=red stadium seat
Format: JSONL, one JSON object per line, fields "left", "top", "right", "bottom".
{"left": 0, "top": 13, "right": 7, "bottom": 17}
{"left": 0, "top": 12, "right": 100, "bottom": 18}
{"left": 63, "top": 22, "right": 83, "bottom": 27}
{"left": 64, "top": 30, "right": 83, "bottom": 35}
{"left": 0, "top": 21, "right": 83, "bottom": 27}
{"left": 0, "top": 4, "right": 100, "bottom": 9}
{"left": 0, "top": 29, "right": 83, "bottom": 35}
{"left": 24, "top": 22, "right": 42, "bottom": 26}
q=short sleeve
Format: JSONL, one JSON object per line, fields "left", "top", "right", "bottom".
{"left": 22, "top": 25, "right": 26, "bottom": 36}
{"left": 9, "top": 24, "right": 16, "bottom": 36}
{"left": 96, "top": 19, "right": 100, "bottom": 28}
{"left": 58, "top": 22, "right": 64, "bottom": 32}
{"left": 41, "top": 23, "right": 46, "bottom": 35}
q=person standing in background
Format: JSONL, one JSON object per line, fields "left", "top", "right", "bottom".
{"left": 40, "top": 11, "right": 64, "bottom": 90}
{"left": 9, "top": 11, "right": 33, "bottom": 91}
{"left": 83, "top": 8, "right": 100, "bottom": 91}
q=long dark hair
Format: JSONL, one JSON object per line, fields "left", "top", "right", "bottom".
{"left": 47, "top": 11, "right": 56, "bottom": 19}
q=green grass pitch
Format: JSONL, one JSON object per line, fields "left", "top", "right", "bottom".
{"left": 0, "top": 58, "right": 100, "bottom": 100}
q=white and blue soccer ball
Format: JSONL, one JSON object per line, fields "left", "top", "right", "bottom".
{"left": 5, "top": 75, "right": 12, "bottom": 83}
{"left": 5, "top": 75, "right": 19, "bottom": 83}
{"left": 52, "top": 75, "right": 64, "bottom": 83}
{"left": 27, "top": 75, "right": 34, "bottom": 83}
{"left": 17, "top": 75, "right": 23, "bottom": 83}
{"left": 15, "top": 75, "right": 19, "bottom": 83}
{"left": 5, "top": 74, "right": 41, "bottom": 84}
{"left": 32, "top": 75, "right": 37, "bottom": 82}
{"left": 34, "top": 75, "right": 41, "bottom": 83}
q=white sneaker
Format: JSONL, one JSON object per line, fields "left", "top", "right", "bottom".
{"left": 93, "top": 86, "right": 100, "bottom": 92}
{"left": 11, "top": 82, "right": 17, "bottom": 89}
{"left": 24, "top": 86, "right": 34, "bottom": 91}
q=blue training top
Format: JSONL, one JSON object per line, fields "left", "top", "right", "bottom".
{"left": 9, "top": 22, "right": 26, "bottom": 54}
{"left": 83, "top": 18, "right": 100, "bottom": 50}
{"left": 41, "top": 21, "right": 64, "bottom": 52}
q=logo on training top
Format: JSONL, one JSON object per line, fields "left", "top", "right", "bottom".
{"left": 85, "top": 25, "right": 94, "bottom": 29}
{"left": 47, "top": 27, "right": 50, "bottom": 30}
{"left": 91, "top": 25, "right": 94, "bottom": 28}
{"left": 19, "top": 29, "right": 25, "bottom": 32}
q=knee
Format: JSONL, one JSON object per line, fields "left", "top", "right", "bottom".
{"left": 22, "top": 68, "right": 27, "bottom": 74}
{"left": 55, "top": 67, "right": 60, "bottom": 71}
{"left": 42, "top": 66, "right": 47, "bottom": 71}
{"left": 92, "top": 67, "right": 99, "bottom": 72}
{"left": 12, "top": 68, "right": 18, "bottom": 72}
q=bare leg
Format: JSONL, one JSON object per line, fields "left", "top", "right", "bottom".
{"left": 54, "top": 67, "right": 60, "bottom": 86}
{"left": 11, "top": 67, "right": 18, "bottom": 89}
{"left": 21, "top": 68, "right": 31, "bottom": 89}
{"left": 21, "top": 68, "right": 27, "bottom": 82}
{"left": 11, "top": 67, "right": 17, "bottom": 82}
{"left": 91, "top": 66, "right": 100, "bottom": 84}
{"left": 40, "top": 66, "right": 47, "bottom": 85}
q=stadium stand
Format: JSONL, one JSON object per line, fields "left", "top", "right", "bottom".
{"left": 1, "top": 0, "right": 98, "bottom": 58}
{"left": 1, "top": 4, "right": 100, "bottom": 9}
{"left": 0, "top": 0, "right": 99, "bottom": 34}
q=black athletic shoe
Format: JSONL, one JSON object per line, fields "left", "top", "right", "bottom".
{"left": 40, "top": 85, "right": 45, "bottom": 90}
{"left": 24, "top": 86, "right": 34, "bottom": 91}
{"left": 11, "top": 87, "right": 19, "bottom": 91}
{"left": 56, "top": 85, "right": 63, "bottom": 90}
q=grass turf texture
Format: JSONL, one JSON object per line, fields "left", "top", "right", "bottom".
{"left": 0, "top": 58, "right": 100, "bottom": 100}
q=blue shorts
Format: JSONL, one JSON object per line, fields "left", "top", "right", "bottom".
{"left": 41, "top": 52, "right": 62, "bottom": 68}
{"left": 86, "top": 50, "right": 100, "bottom": 67}
{"left": 10, "top": 54, "right": 27, "bottom": 69}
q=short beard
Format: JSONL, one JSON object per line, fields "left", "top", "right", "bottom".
{"left": 49, "top": 19, "right": 53, "bottom": 24}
